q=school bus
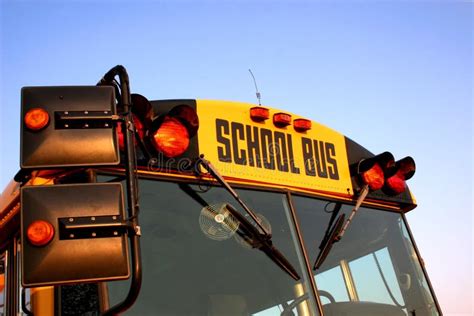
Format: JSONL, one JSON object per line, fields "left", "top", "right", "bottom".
{"left": 0, "top": 66, "right": 441, "bottom": 315}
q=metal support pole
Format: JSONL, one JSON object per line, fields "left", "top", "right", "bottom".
{"left": 100, "top": 66, "right": 142, "bottom": 316}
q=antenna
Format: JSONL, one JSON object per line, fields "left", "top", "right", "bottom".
{"left": 248, "top": 69, "right": 262, "bottom": 106}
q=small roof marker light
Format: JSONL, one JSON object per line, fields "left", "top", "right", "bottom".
{"left": 273, "top": 113, "right": 292, "bottom": 127}
{"left": 294, "top": 119, "right": 312, "bottom": 132}
{"left": 250, "top": 107, "right": 270, "bottom": 122}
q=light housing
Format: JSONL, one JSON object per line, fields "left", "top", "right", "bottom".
{"left": 357, "top": 152, "right": 395, "bottom": 191}
{"left": 118, "top": 93, "right": 154, "bottom": 151}
{"left": 21, "top": 86, "right": 120, "bottom": 169}
{"left": 250, "top": 107, "right": 270, "bottom": 122}
{"left": 21, "top": 183, "right": 130, "bottom": 287}
{"left": 148, "top": 104, "right": 199, "bottom": 158}
{"left": 383, "top": 156, "right": 416, "bottom": 195}
{"left": 361, "top": 163, "right": 385, "bottom": 191}
{"left": 151, "top": 117, "right": 190, "bottom": 157}
{"left": 118, "top": 114, "right": 145, "bottom": 151}
{"left": 273, "top": 113, "right": 292, "bottom": 127}
{"left": 293, "top": 118, "right": 312, "bottom": 132}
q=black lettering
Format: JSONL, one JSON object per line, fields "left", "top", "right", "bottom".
{"left": 246, "top": 125, "right": 262, "bottom": 168}
{"left": 231, "top": 122, "right": 246, "bottom": 165}
{"left": 302, "top": 138, "right": 316, "bottom": 176}
{"left": 216, "top": 119, "right": 231, "bottom": 162}
{"left": 274, "top": 132, "right": 289, "bottom": 172}
{"left": 287, "top": 134, "right": 300, "bottom": 174}
{"left": 261, "top": 129, "right": 275, "bottom": 170}
{"left": 325, "top": 143, "right": 339, "bottom": 180}
{"left": 314, "top": 140, "right": 328, "bottom": 178}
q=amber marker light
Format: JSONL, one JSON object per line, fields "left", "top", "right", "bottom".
{"left": 250, "top": 107, "right": 270, "bottom": 121}
{"left": 273, "top": 113, "right": 292, "bottom": 127}
{"left": 293, "top": 118, "right": 312, "bottom": 132}
{"left": 26, "top": 220, "right": 55, "bottom": 247}
{"left": 24, "top": 108, "right": 50, "bottom": 131}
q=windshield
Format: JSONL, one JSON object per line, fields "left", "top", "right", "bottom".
{"left": 106, "top": 178, "right": 319, "bottom": 315}
{"left": 291, "top": 195, "right": 439, "bottom": 316}
{"left": 104, "top": 177, "right": 439, "bottom": 316}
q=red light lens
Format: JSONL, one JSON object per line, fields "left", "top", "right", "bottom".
{"left": 294, "top": 119, "right": 312, "bottom": 131}
{"left": 24, "top": 108, "right": 49, "bottom": 131}
{"left": 118, "top": 114, "right": 145, "bottom": 151}
{"left": 273, "top": 113, "right": 292, "bottom": 127}
{"left": 250, "top": 107, "right": 270, "bottom": 121}
{"left": 384, "top": 173, "right": 406, "bottom": 195}
{"left": 361, "top": 163, "right": 384, "bottom": 191}
{"left": 152, "top": 117, "right": 190, "bottom": 157}
{"left": 26, "top": 220, "right": 55, "bottom": 247}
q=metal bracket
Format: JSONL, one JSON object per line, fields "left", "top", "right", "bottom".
{"left": 55, "top": 110, "right": 121, "bottom": 129}
{"left": 58, "top": 215, "right": 138, "bottom": 239}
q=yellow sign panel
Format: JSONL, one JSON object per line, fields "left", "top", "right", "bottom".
{"left": 197, "top": 100, "right": 353, "bottom": 196}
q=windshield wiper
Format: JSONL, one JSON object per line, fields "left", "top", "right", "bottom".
{"left": 197, "top": 156, "right": 270, "bottom": 236}
{"left": 313, "top": 210, "right": 345, "bottom": 270}
{"left": 195, "top": 156, "right": 300, "bottom": 281}
{"left": 313, "top": 185, "right": 370, "bottom": 270}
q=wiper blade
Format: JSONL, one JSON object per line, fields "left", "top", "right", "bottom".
{"left": 225, "top": 203, "right": 301, "bottom": 281}
{"left": 195, "top": 157, "right": 300, "bottom": 281}
{"left": 313, "top": 185, "right": 370, "bottom": 270}
{"left": 313, "top": 213, "right": 345, "bottom": 270}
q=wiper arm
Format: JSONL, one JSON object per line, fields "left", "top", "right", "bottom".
{"left": 313, "top": 213, "right": 345, "bottom": 270}
{"left": 224, "top": 203, "right": 300, "bottom": 281}
{"left": 313, "top": 185, "right": 370, "bottom": 270}
{"left": 197, "top": 155, "right": 270, "bottom": 236}
{"left": 195, "top": 157, "right": 300, "bottom": 281}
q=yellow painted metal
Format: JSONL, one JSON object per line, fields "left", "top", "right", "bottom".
{"left": 197, "top": 100, "right": 353, "bottom": 197}
{"left": 293, "top": 282, "right": 311, "bottom": 316}
{"left": 31, "top": 286, "right": 54, "bottom": 316}
{"left": 340, "top": 259, "right": 359, "bottom": 302}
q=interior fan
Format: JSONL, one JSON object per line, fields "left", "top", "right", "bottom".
{"left": 199, "top": 203, "right": 240, "bottom": 241}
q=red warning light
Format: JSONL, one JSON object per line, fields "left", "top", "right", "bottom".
{"left": 383, "top": 157, "right": 416, "bottom": 195}
{"left": 152, "top": 117, "right": 190, "bottom": 158}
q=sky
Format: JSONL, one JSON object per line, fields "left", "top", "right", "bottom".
{"left": 0, "top": 0, "right": 472, "bottom": 315}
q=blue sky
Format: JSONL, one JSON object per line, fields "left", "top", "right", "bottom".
{"left": 1, "top": 1, "right": 472, "bottom": 314}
